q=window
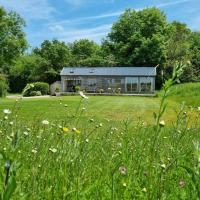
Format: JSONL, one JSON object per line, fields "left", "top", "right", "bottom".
{"left": 87, "top": 78, "right": 97, "bottom": 87}
{"left": 126, "top": 77, "right": 138, "bottom": 93}
{"left": 139, "top": 77, "right": 153, "bottom": 93}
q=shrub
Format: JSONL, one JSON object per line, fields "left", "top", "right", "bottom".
{"left": 33, "top": 82, "right": 49, "bottom": 95}
{"left": 0, "top": 74, "right": 9, "bottom": 97}
{"left": 55, "top": 87, "right": 60, "bottom": 93}
{"left": 75, "top": 86, "right": 80, "bottom": 92}
{"left": 29, "top": 91, "right": 42, "bottom": 96}
{"left": 22, "top": 82, "right": 49, "bottom": 97}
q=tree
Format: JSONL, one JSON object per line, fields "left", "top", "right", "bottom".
{"left": 166, "top": 21, "right": 191, "bottom": 66}
{"left": 0, "top": 7, "right": 27, "bottom": 73}
{"left": 188, "top": 32, "right": 200, "bottom": 81}
{"left": 70, "top": 39, "right": 105, "bottom": 66}
{"left": 0, "top": 74, "right": 8, "bottom": 97}
{"left": 104, "top": 8, "right": 169, "bottom": 67}
{"left": 33, "top": 39, "right": 71, "bottom": 83}
{"left": 9, "top": 54, "right": 48, "bottom": 92}
{"left": 164, "top": 21, "right": 191, "bottom": 81}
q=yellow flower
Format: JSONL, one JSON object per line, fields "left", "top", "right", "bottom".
{"left": 72, "top": 128, "right": 81, "bottom": 134}
{"left": 63, "top": 127, "right": 69, "bottom": 133}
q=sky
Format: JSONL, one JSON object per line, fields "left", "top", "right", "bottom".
{"left": 0, "top": 0, "right": 199, "bottom": 48}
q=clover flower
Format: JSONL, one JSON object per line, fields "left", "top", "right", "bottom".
{"left": 198, "top": 107, "right": 200, "bottom": 111}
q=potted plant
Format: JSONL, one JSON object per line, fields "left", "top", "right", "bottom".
{"left": 75, "top": 85, "right": 81, "bottom": 92}
{"left": 55, "top": 87, "right": 60, "bottom": 96}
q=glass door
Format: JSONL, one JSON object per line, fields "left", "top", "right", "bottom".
{"left": 126, "top": 77, "right": 138, "bottom": 93}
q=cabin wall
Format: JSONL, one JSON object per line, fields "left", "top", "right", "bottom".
{"left": 61, "top": 75, "right": 155, "bottom": 94}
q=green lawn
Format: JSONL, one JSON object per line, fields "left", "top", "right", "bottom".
{"left": 0, "top": 94, "right": 198, "bottom": 124}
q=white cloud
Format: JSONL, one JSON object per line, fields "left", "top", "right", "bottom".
{"left": 30, "top": 23, "right": 112, "bottom": 45}
{"left": 64, "top": 0, "right": 115, "bottom": 6}
{"left": 49, "top": 0, "right": 190, "bottom": 27}
{"left": 0, "top": 0, "right": 57, "bottom": 21}
{"left": 48, "top": 10, "right": 124, "bottom": 26}
{"left": 59, "top": 24, "right": 112, "bottom": 41}
{"left": 49, "top": 24, "right": 64, "bottom": 32}
{"left": 157, "top": 0, "right": 190, "bottom": 8}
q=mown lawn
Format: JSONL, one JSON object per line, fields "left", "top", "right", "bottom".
{"left": 0, "top": 95, "right": 194, "bottom": 123}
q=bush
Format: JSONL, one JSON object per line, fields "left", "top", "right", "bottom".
{"left": 33, "top": 82, "right": 49, "bottom": 95}
{"left": 75, "top": 86, "right": 80, "bottom": 92}
{"left": 29, "top": 91, "right": 42, "bottom": 96}
{"left": 0, "top": 74, "right": 9, "bottom": 97}
{"left": 22, "top": 82, "right": 49, "bottom": 97}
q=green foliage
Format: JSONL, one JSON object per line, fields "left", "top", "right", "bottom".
{"left": 9, "top": 54, "right": 48, "bottom": 92}
{"left": 166, "top": 82, "right": 200, "bottom": 97}
{"left": 104, "top": 8, "right": 169, "bottom": 67}
{"left": 70, "top": 39, "right": 105, "bottom": 67}
{"left": 22, "top": 82, "right": 49, "bottom": 97}
{"left": 75, "top": 85, "right": 80, "bottom": 92}
{"left": 0, "top": 74, "right": 8, "bottom": 97}
{"left": 189, "top": 32, "right": 200, "bottom": 81}
{"left": 0, "top": 7, "right": 27, "bottom": 73}
{"left": 29, "top": 91, "right": 42, "bottom": 96}
{"left": 33, "top": 39, "right": 71, "bottom": 84}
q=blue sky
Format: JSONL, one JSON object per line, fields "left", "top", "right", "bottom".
{"left": 0, "top": 0, "right": 199, "bottom": 48}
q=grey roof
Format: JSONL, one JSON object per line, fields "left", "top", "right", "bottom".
{"left": 60, "top": 67, "right": 156, "bottom": 76}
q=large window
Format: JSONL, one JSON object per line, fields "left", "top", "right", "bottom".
{"left": 139, "top": 77, "right": 153, "bottom": 93}
{"left": 107, "top": 78, "right": 123, "bottom": 88}
{"left": 126, "top": 77, "right": 138, "bottom": 93}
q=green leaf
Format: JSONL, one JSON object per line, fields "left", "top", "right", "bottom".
{"left": 3, "top": 177, "right": 16, "bottom": 200}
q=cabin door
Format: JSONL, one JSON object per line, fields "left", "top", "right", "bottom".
{"left": 66, "top": 79, "right": 81, "bottom": 92}
{"left": 125, "top": 77, "right": 138, "bottom": 93}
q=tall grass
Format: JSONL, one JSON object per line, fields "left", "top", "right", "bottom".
{"left": 160, "top": 82, "right": 200, "bottom": 97}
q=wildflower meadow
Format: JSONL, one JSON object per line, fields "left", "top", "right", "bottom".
{"left": 0, "top": 74, "right": 200, "bottom": 199}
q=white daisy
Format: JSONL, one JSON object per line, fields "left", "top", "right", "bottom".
{"left": 79, "top": 91, "right": 88, "bottom": 99}
{"left": 42, "top": 120, "right": 49, "bottom": 125}
{"left": 159, "top": 120, "right": 165, "bottom": 127}
{"left": 3, "top": 109, "right": 11, "bottom": 114}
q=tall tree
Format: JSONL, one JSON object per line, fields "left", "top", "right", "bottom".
{"left": 104, "top": 8, "right": 169, "bottom": 67}
{"left": 189, "top": 31, "right": 200, "bottom": 81}
{"left": 9, "top": 54, "right": 48, "bottom": 92}
{"left": 70, "top": 39, "right": 105, "bottom": 66}
{"left": 0, "top": 7, "right": 27, "bottom": 73}
{"left": 33, "top": 39, "right": 71, "bottom": 83}
{"left": 166, "top": 21, "right": 191, "bottom": 66}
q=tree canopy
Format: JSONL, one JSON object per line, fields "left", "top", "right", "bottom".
{"left": 0, "top": 7, "right": 27, "bottom": 73}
